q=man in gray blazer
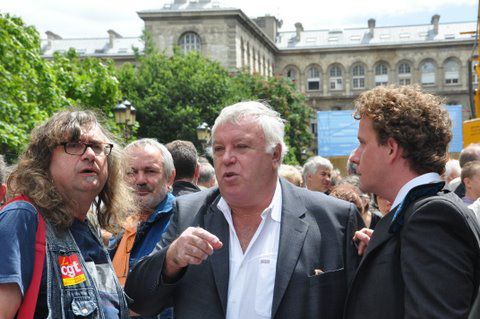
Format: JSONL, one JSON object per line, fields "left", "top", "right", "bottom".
{"left": 125, "top": 101, "right": 360, "bottom": 319}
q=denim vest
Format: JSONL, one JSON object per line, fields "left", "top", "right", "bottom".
{"left": 44, "top": 219, "right": 129, "bottom": 319}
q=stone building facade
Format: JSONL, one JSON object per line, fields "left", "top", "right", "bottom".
{"left": 40, "top": 0, "right": 477, "bottom": 119}
{"left": 139, "top": 4, "right": 278, "bottom": 76}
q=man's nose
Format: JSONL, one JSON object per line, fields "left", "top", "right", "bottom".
{"left": 81, "top": 146, "right": 96, "bottom": 161}
{"left": 351, "top": 147, "right": 361, "bottom": 165}
{"left": 221, "top": 148, "right": 237, "bottom": 165}
{"left": 135, "top": 171, "right": 147, "bottom": 184}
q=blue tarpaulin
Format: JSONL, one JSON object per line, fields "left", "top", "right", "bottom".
{"left": 317, "top": 105, "right": 463, "bottom": 157}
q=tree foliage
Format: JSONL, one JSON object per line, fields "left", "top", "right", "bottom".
{"left": 0, "top": 14, "right": 127, "bottom": 160}
{"left": 118, "top": 48, "right": 230, "bottom": 145}
{"left": 0, "top": 13, "right": 66, "bottom": 159}
{"left": 50, "top": 49, "right": 124, "bottom": 136}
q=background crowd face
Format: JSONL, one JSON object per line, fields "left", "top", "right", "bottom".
{"left": 306, "top": 167, "right": 332, "bottom": 193}
{"left": 49, "top": 124, "right": 109, "bottom": 202}
{"left": 212, "top": 119, "right": 280, "bottom": 208}
{"left": 126, "top": 145, "right": 171, "bottom": 211}
{"left": 465, "top": 170, "right": 480, "bottom": 201}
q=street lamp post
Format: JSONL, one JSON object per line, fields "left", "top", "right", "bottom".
{"left": 196, "top": 122, "right": 211, "bottom": 155}
{"left": 113, "top": 99, "right": 136, "bottom": 142}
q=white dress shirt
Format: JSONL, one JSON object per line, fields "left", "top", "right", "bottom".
{"left": 391, "top": 172, "right": 443, "bottom": 209}
{"left": 217, "top": 180, "right": 282, "bottom": 319}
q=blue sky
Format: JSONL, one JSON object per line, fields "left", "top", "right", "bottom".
{"left": 1, "top": 0, "right": 476, "bottom": 38}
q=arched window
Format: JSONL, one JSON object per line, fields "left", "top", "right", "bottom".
{"left": 307, "top": 66, "right": 321, "bottom": 91}
{"left": 329, "top": 65, "right": 343, "bottom": 90}
{"left": 285, "top": 68, "right": 297, "bottom": 83}
{"left": 178, "top": 32, "right": 201, "bottom": 54}
{"left": 444, "top": 59, "right": 460, "bottom": 85}
{"left": 398, "top": 63, "right": 411, "bottom": 85}
{"left": 375, "top": 63, "right": 388, "bottom": 86}
{"left": 420, "top": 61, "right": 436, "bottom": 86}
{"left": 352, "top": 65, "right": 365, "bottom": 89}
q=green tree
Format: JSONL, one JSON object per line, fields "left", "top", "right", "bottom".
{"left": 0, "top": 14, "right": 66, "bottom": 160}
{"left": 50, "top": 49, "right": 124, "bottom": 136}
{"left": 119, "top": 48, "right": 231, "bottom": 146}
{"left": 0, "top": 14, "right": 127, "bottom": 159}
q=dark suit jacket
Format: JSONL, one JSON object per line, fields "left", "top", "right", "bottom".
{"left": 344, "top": 186, "right": 480, "bottom": 319}
{"left": 125, "top": 179, "right": 359, "bottom": 319}
{"left": 171, "top": 180, "right": 200, "bottom": 197}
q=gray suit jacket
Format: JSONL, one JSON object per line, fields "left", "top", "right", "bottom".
{"left": 125, "top": 179, "right": 359, "bottom": 319}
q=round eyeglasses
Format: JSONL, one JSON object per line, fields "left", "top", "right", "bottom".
{"left": 62, "top": 142, "right": 113, "bottom": 156}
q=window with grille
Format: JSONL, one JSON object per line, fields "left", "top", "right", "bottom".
{"left": 329, "top": 66, "right": 343, "bottom": 90}
{"left": 398, "top": 63, "right": 411, "bottom": 85}
{"left": 375, "top": 63, "right": 388, "bottom": 86}
{"left": 352, "top": 65, "right": 365, "bottom": 89}
{"left": 420, "top": 61, "right": 436, "bottom": 86}
{"left": 444, "top": 59, "right": 460, "bottom": 85}
{"left": 178, "top": 32, "right": 201, "bottom": 54}
{"left": 307, "top": 67, "right": 321, "bottom": 91}
{"left": 286, "top": 68, "right": 297, "bottom": 83}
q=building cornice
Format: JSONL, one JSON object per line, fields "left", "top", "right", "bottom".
{"left": 276, "top": 38, "right": 474, "bottom": 55}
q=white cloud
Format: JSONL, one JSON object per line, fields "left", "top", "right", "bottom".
{"left": 1, "top": 0, "right": 475, "bottom": 37}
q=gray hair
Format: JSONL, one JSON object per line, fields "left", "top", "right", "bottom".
{"left": 211, "top": 101, "right": 288, "bottom": 161}
{"left": 444, "top": 159, "right": 460, "bottom": 180}
{"left": 302, "top": 156, "right": 333, "bottom": 183}
{"left": 125, "top": 138, "right": 175, "bottom": 180}
{"left": 198, "top": 161, "right": 215, "bottom": 184}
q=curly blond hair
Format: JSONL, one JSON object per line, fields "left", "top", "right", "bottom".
{"left": 354, "top": 85, "right": 451, "bottom": 175}
{"left": 7, "top": 109, "right": 137, "bottom": 232}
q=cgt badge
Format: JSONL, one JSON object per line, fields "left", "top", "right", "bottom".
{"left": 58, "top": 254, "right": 87, "bottom": 287}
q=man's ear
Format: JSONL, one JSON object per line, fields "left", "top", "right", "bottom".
{"left": 385, "top": 137, "right": 401, "bottom": 162}
{"left": 168, "top": 169, "right": 176, "bottom": 187}
{"left": 193, "top": 164, "right": 200, "bottom": 183}
{"left": 272, "top": 144, "right": 282, "bottom": 164}
{"left": 464, "top": 177, "right": 472, "bottom": 189}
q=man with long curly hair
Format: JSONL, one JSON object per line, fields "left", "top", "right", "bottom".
{"left": 344, "top": 86, "right": 480, "bottom": 319}
{"left": 0, "top": 109, "right": 137, "bottom": 318}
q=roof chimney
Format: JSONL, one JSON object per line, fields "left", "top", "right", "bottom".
{"left": 368, "top": 18, "right": 375, "bottom": 37}
{"left": 107, "top": 29, "right": 122, "bottom": 48}
{"left": 46, "top": 31, "right": 62, "bottom": 40}
{"left": 431, "top": 14, "right": 440, "bottom": 35}
{"left": 294, "top": 22, "right": 303, "bottom": 42}
{"left": 45, "top": 31, "right": 61, "bottom": 49}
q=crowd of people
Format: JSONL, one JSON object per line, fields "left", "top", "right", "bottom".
{"left": 1, "top": 85, "right": 480, "bottom": 318}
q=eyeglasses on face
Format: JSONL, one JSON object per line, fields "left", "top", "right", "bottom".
{"left": 62, "top": 141, "right": 113, "bottom": 156}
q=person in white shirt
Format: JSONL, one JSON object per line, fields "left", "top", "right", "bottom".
{"left": 344, "top": 85, "right": 480, "bottom": 319}
{"left": 125, "top": 101, "right": 362, "bottom": 319}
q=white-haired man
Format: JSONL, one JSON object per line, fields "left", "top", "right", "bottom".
{"left": 302, "top": 155, "right": 334, "bottom": 193}
{"left": 125, "top": 101, "right": 360, "bottom": 319}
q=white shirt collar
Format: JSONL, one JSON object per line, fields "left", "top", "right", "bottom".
{"left": 217, "top": 179, "right": 282, "bottom": 223}
{"left": 391, "top": 172, "right": 443, "bottom": 209}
